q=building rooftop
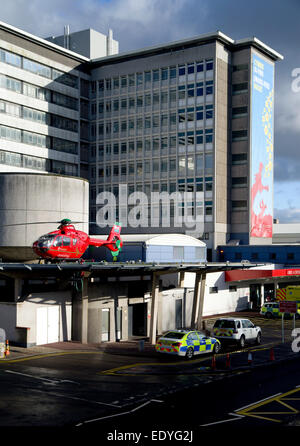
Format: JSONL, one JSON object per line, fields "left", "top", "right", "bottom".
{"left": 90, "top": 30, "right": 283, "bottom": 66}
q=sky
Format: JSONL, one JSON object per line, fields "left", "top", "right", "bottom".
{"left": 1, "top": 0, "right": 300, "bottom": 222}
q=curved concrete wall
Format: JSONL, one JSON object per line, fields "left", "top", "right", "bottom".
{"left": 0, "top": 173, "right": 89, "bottom": 261}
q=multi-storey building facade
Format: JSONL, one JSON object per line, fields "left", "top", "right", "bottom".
{"left": 89, "top": 33, "right": 282, "bottom": 259}
{"left": 0, "top": 22, "right": 283, "bottom": 260}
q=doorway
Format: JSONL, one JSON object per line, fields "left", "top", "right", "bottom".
{"left": 128, "top": 303, "right": 147, "bottom": 337}
{"left": 36, "top": 306, "right": 59, "bottom": 345}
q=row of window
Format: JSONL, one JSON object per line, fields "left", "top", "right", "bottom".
{"left": 0, "top": 149, "right": 77, "bottom": 175}
{"left": 90, "top": 200, "right": 213, "bottom": 221}
{"left": 94, "top": 82, "right": 214, "bottom": 116}
{"left": 91, "top": 130, "right": 213, "bottom": 160}
{"left": 0, "top": 99, "right": 78, "bottom": 132}
{"left": 94, "top": 60, "right": 214, "bottom": 93}
{"left": 0, "top": 73, "right": 78, "bottom": 110}
{"left": 0, "top": 124, "right": 78, "bottom": 154}
{"left": 234, "top": 252, "right": 296, "bottom": 261}
{"left": 0, "top": 47, "right": 78, "bottom": 88}
{"left": 95, "top": 114, "right": 213, "bottom": 138}
{"left": 94, "top": 155, "right": 213, "bottom": 180}
{"left": 92, "top": 178, "right": 213, "bottom": 199}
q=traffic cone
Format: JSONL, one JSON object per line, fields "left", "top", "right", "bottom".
{"left": 225, "top": 353, "right": 231, "bottom": 369}
{"left": 270, "top": 347, "right": 275, "bottom": 361}
{"left": 248, "top": 350, "right": 253, "bottom": 366}
{"left": 5, "top": 339, "right": 9, "bottom": 357}
{"left": 211, "top": 354, "right": 216, "bottom": 370}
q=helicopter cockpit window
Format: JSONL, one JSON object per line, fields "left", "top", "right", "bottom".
{"left": 63, "top": 236, "right": 71, "bottom": 246}
{"left": 37, "top": 234, "right": 56, "bottom": 248}
{"left": 73, "top": 238, "right": 77, "bottom": 246}
{"left": 53, "top": 236, "right": 63, "bottom": 247}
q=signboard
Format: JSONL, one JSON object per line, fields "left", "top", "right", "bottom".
{"left": 279, "top": 301, "right": 297, "bottom": 314}
{"left": 250, "top": 53, "right": 274, "bottom": 238}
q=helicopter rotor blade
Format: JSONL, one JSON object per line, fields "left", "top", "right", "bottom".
{"left": 0, "top": 221, "right": 88, "bottom": 227}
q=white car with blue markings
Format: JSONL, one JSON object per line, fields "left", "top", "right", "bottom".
{"left": 155, "top": 329, "right": 221, "bottom": 359}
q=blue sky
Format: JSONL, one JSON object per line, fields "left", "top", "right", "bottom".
{"left": 1, "top": 0, "right": 300, "bottom": 222}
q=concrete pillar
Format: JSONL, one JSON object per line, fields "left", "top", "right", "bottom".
{"left": 179, "top": 271, "right": 185, "bottom": 288}
{"left": 150, "top": 272, "right": 159, "bottom": 345}
{"left": 260, "top": 283, "right": 265, "bottom": 306}
{"left": 14, "top": 278, "right": 22, "bottom": 302}
{"left": 196, "top": 274, "right": 206, "bottom": 331}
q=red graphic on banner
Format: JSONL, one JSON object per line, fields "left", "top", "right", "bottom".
{"left": 250, "top": 162, "right": 272, "bottom": 238}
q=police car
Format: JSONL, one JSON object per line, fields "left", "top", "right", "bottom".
{"left": 155, "top": 329, "right": 221, "bottom": 359}
{"left": 212, "top": 317, "right": 261, "bottom": 348}
{"left": 261, "top": 302, "right": 300, "bottom": 319}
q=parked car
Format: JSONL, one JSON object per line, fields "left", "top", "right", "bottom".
{"left": 155, "top": 329, "right": 221, "bottom": 359}
{"left": 212, "top": 317, "right": 261, "bottom": 348}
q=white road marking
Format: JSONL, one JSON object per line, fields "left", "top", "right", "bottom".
{"left": 234, "top": 393, "right": 282, "bottom": 412}
{"left": 50, "top": 392, "right": 122, "bottom": 408}
{"left": 4, "top": 369, "right": 79, "bottom": 385}
{"left": 76, "top": 398, "right": 164, "bottom": 426}
{"left": 5, "top": 369, "right": 60, "bottom": 384}
{"left": 200, "top": 413, "right": 244, "bottom": 426}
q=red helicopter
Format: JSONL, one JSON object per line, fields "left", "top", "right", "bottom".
{"left": 32, "top": 219, "right": 123, "bottom": 261}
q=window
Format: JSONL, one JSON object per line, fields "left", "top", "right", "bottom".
{"left": 173, "top": 246, "right": 184, "bottom": 259}
{"left": 161, "top": 68, "right": 168, "bottom": 80}
{"left": 232, "top": 130, "right": 247, "bottom": 141}
{"left": 232, "top": 200, "right": 247, "bottom": 210}
{"left": 232, "top": 106, "right": 248, "bottom": 117}
{"left": 287, "top": 253, "right": 295, "bottom": 260}
{"left": 196, "top": 129, "right": 203, "bottom": 144}
{"left": 196, "top": 82, "right": 203, "bottom": 96}
{"left": 229, "top": 286, "right": 237, "bottom": 292}
{"left": 206, "top": 81, "right": 213, "bottom": 95}
{"left": 205, "top": 129, "right": 213, "bottom": 143}
{"left": 179, "top": 65, "right": 186, "bottom": 76}
{"left": 232, "top": 83, "right": 248, "bottom": 94}
{"left": 63, "top": 236, "right": 71, "bottom": 246}
{"left": 232, "top": 177, "right": 247, "bottom": 188}
{"left": 209, "top": 287, "right": 218, "bottom": 294}
{"left": 53, "top": 236, "right": 63, "bottom": 247}
{"left": 233, "top": 64, "right": 248, "bottom": 72}
{"left": 206, "top": 104, "right": 213, "bottom": 119}
{"left": 269, "top": 253, "right": 277, "bottom": 260}
{"left": 187, "top": 63, "right": 195, "bottom": 74}
{"left": 206, "top": 59, "right": 213, "bottom": 71}
{"left": 196, "top": 62, "right": 203, "bottom": 72}
{"left": 232, "top": 153, "right": 247, "bottom": 165}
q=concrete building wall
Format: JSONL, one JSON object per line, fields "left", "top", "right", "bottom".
{"left": 0, "top": 290, "right": 72, "bottom": 346}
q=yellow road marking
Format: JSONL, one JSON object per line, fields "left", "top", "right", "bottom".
{"left": 0, "top": 351, "right": 103, "bottom": 364}
{"left": 236, "top": 387, "right": 300, "bottom": 423}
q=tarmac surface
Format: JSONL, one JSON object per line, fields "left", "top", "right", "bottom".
{"left": 1, "top": 310, "right": 299, "bottom": 369}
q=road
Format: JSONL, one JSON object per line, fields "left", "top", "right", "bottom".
{"left": 0, "top": 313, "right": 299, "bottom": 439}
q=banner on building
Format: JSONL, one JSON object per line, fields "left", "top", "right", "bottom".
{"left": 250, "top": 52, "right": 274, "bottom": 238}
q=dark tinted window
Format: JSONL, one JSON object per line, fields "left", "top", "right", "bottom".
{"left": 213, "top": 320, "right": 235, "bottom": 329}
{"left": 63, "top": 236, "right": 71, "bottom": 246}
{"left": 163, "top": 332, "right": 185, "bottom": 340}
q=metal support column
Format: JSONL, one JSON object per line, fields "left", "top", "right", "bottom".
{"left": 196, "top": 273, "right": 206, "bottom": 331}
{"left": 191, "top": 272, "right": 201, "bottom": 329}
{"left": 150, "top": 272, "right": 159, "bottom": 345}
{"left": 80, "top": 276, "right": 89, "bottom": 343}
{"left": 14, "top": 278, "right": 22, "bottom": 302}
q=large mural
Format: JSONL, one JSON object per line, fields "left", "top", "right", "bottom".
{"left": 250, "top": 53, "right": 274, "bottom": 238}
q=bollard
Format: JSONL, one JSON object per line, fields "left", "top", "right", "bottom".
{"left": 5, "top": 339, "right": 9, "bottom": 357}
{"left": 211, "top": 354, "right": 216, "bottom": 370}
{"left": 225, "top": 353, "right": 231, "bottom": 369}
{"left": 248, "top": 350, "right": 253, "bottom": 366}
